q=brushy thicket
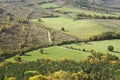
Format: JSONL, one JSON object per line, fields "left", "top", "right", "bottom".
{"left": 0, "top": 52, "right": 120, "bottom": 80}
{"left": 88, "top": 31, "right": 120, "bottom": 41}
{"left": 0, "top": 19, "right": 78, "bottom": 62}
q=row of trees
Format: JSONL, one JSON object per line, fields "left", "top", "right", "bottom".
{"left": 64, "top": 0, "right": 118, "bottom": 15}
{"left": 75, "top": 13, "right": 120, "bottom": 20}
{"left": 1, "top": 31, "right": 119, "bottom": 62}
{"left": 6, "top": 0, "right": 26, "bottom": 3}
{"left": 65, "top": 0, "right": 88, "bottom": 7}
{"left": 0, "top": 52, "right": 120, "bottom": 80}
{"left": 65, "top": 45, "right": 115, "bottom": 53}
{"left": 88, "top": 31, "right": 120, "bottom": 41}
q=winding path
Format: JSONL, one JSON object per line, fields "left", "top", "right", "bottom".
{"left": 48, "top": 31, "right": 52, "bottom": 44}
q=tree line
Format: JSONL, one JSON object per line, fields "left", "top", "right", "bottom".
{"left": 88, "top": 31, "right": 120, "bottom": 41}
{"left": 75, "top": 13, "right": 120, "bottom": 20}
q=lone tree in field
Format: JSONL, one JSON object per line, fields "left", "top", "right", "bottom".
{"left": 108, "top": 45, "right": 114, "bottom": 52}
{"left": 40, "top": 48, "right": 44, "bottom": 54}
{"left": 38, "top": 19, "right": 41, "bottom": 22}
{"left": 61, "top": 27, "right": 65, "bottom": 31}
{"left": 14, "top": 56, "right": 22, "bottom": 62}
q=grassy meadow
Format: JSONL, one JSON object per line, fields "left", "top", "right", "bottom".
{"left": 63, "top": 39, "right": 120, "bottom": 58}
{"left": 40, "top": 3, "right": 60, "bottom": 8}
{"left": 6, "top": 40, "right": 120, "bottom": 62}
{"left": 31, "top": 17, "right": 118, "bottom": 38}
{"left": 55, "top": 7, "right": 120, "bottom": 17}
{"left": 40, "top": 3, "right": 119, "bottom": 17}
{"left": 6, "top": 46, "right": 90, "bottom": 62}
{"left": 40, "top": 3, "right": 120, "bottom": 17}
{"left": 6, "top": 2, "right": 120, "bottom": 63}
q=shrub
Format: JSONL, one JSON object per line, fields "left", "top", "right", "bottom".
{"left": 14, "top": 56, "right": 21, "bottom": 62}
{"left": 61, "top": 27, "right": 65, "bottom": 31}
{"left": 40, "top": 48, "right": 43, "bottom": 54}
{"left": 84, "top": 40, "right": 88, "bottom": 44}
{"left": 6, "top": 15, "right": 11, "bottom": 21}
{"left": 108, "top": 45, "right": 114, "bottom": 51}
{"left": 90, "top": 50, "right": 94, "bottom": 53}
{"left": 38, "top": 19, "right": 41, "bottom": 22}
{"left": 51, "top": 70, "right": 70, "bottom": 80}
{"left": 60, "top": 58, "right": 69, "bottom": 62}
{"left": 29, "top": 75, "right": 47, "bottom": 80}
{"left": 83, "top": 49, "right": 86, "bottom": 51}
{"left": 19, "top": 52, "right": 25, "bottom": 56}
{"left": 18, "top": 40, "right": 26, "bottom": 49}
{"left": 6, "top": 77, "right": 16, "bottom": 80}
{"left": 78, "top": 49, "right": 81, "bottom": 51}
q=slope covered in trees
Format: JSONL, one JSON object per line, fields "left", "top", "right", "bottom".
{"left": 0, "top": 53, "right": 120, "bottom": 80}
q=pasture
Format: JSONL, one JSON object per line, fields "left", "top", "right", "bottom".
{"left": 6, "top": 40, "right": 120, "bottom": 62}
{"left": 63, "top": 39, "right": 120, "bottom": 58}
{"left": 40, "top": 3, "right": 60, "bottom": 9}
{"left": 35, "top": 17, "right": 117, "bottom": 38}
{"left": 5, "top": 46, "right": 90, "bottom": 62}
{"left": 40, "top": 3, "right": 119, "bottom": 18}
{"left": 55, "top": 7, "right": 119, "bottom": 17}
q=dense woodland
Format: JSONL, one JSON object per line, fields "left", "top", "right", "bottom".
{"left": 0, "top": 52, "right": 120, "bottom": 80}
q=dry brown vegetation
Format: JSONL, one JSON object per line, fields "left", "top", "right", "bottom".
{"left": 0, "top": 19, "right": 77, "bottom": 61}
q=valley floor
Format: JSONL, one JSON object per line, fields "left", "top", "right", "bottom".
{"left": 5, "top": 39, "right": 120, "bottom": 62}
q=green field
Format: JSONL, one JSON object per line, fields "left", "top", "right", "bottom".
{"left": 31, "top": 17, "right": 118, "bottom": 38}
{"left": 6, "top": 46, "right": 90, "bottom": 62}
{"left": 63, "top": 39, "right": 120, "bottom": 57}
{"left": 40, "top": 3, "right": 119, "bottom": 18}
{"left": 40, "top": 3, "right": 60, "bottom": 9}
{"left": 55, "top": 7, "right": 119, "bottom": 17}
{"left": 6, "top": 40, "right": 120, "bottom": 62}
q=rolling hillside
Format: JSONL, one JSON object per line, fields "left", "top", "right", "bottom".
{"left": 64, "top": 0, "right": 120, "bottom": 13}
{"left": 89, "top": 0, "right": 120, "bottom": 7}
{"left": 0, "top": 1, "right": 78, "bottom": 61}
{"left": 0, "top": 0, "right": 120, "bottom": 79}
{"left": 65, "top": 0, "right": 120, "bottom": 7}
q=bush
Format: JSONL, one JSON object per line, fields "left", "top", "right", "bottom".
{"left": 51, "top": 70, "right": 70, "bottom": 80}
{"left": 38, "top": 19, "right": 41, "bottom": 22}
{"left": 14, "top": 56, "right": 22, "bottom": 62}
{"left": 61, "top": 27, "right": 65, "bottom": 31}
{"left": 6, "top": 77, "right": 16, "bottom": 80}
{"left": 108, "top": 45, "right": 114, "bottom": 51}
{"left": 83, "top": 49, "right": 86, "bottom": 51}
{"left": 40, "top": 48, "right": 43, "bottom": 54}
{"left": 90, "top": 50, "right": 94, "bottom": 53}
{"left": 29, "top": 75, "right": 47, "bottom": 80}
{"left": 84, "top": 40, "right": 88, "bottom": 44}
